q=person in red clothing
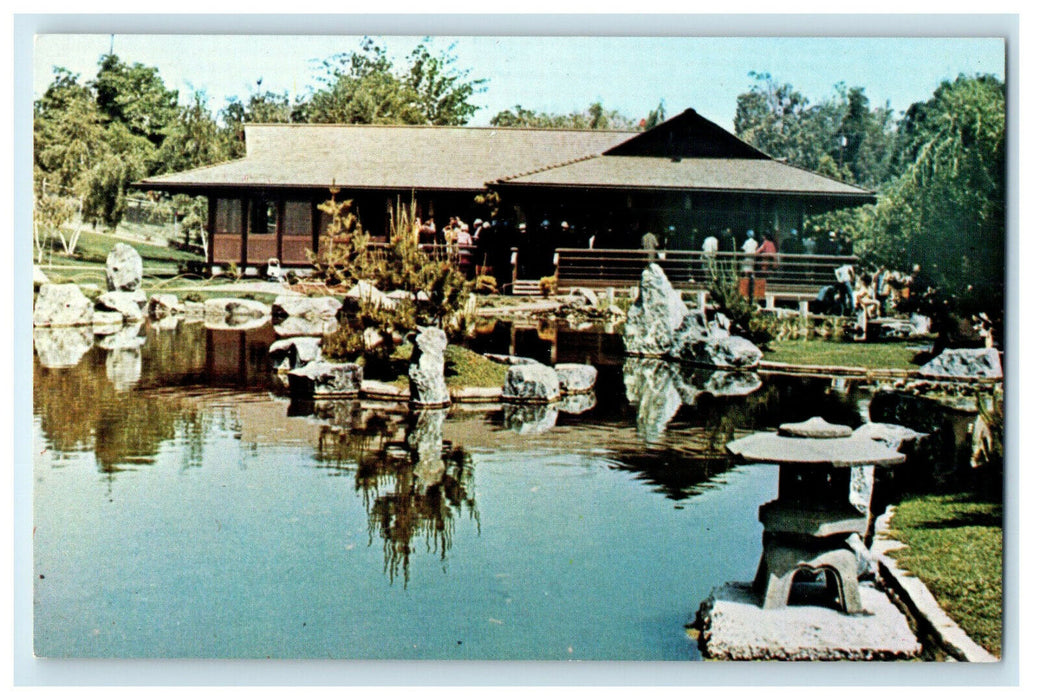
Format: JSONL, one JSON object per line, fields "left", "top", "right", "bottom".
{"left": 755, "top": 231, "right": 778, "bottom": 276}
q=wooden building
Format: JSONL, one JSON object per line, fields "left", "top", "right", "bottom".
{"left": 136, "top": 109, "right": 873, "bottom": 277}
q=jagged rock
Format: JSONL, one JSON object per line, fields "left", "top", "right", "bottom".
{"left": 105, "top": 346, "right": 142, "bottom": 391}
{"left": 851, "top": 422, "right": 927, "bottom": 450}
{"left": 345, "top": 281, "right": 395, "bottom": 310}
{"left": 919, "top": 348, "right": 1002, "bottom": 380}
{"left": 273, "top": 316, "right": 339, "bottom": 337}
{"left": 483, "top": 353, "right": 541, "bottom": 366}
{"left": 703, "top": 371, "right": 763, "bottom": 397}
{"left": 502, "top": 363, "right": 561, "bottom": 404}
{"left": 503, "top": 403, "right": 559, "bottom": 435}
{"left": 668, "top": 308, "right": 713, "bottom": 351}
{"left": 287, "top": 361, "right": 363, "bottom": 398}
{"left": 272, "top": 294, "right": 342, "bottom": 320}
{"left": 32, "top": 327, "right": 93, "bottom": 368}
{"left": 91, "top": 311, "right": 125, "bottom": 335}
{"left": 204, "top": 298, "right": 271, "bottom": 325}
{"left": 269, "top": 337, "right": 323, "bottom": 372}
{"left": 558, "top": 392, "right": 597, "bottom": 415}
{"left": 567, "top": 287, "right": 599, "bottom": 307}
{"left": 33, "top": 283, "right": 94, "bottom": 327}
{"left": 105, "top": 242, "right": 143, "bottom": 292}
{"left": 409, "top": 326, "right": 450, "bottom": 406}
{"left": 554, "top": 363, "right": 597, "bottom": 394}
{"left": 97, "top": 291, "right": 144, "bottom": 323}
{"left": 622, "top": 264, "right": 688, "bottom": 356}
{"left": 148, "top": 293, "right": 183, "bottom": 320}
{"left": 96, "top": 323, "right": 145, "bottom": 351}
{"left": 697, "top": 335, "right": 763, "bottom": 369}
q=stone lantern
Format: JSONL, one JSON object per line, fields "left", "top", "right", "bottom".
{"left": 726, "top": 417, "right": 906, "bottom": 614}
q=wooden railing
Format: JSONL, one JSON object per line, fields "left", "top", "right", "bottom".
{"left": 553, "top": 248, "right": 857, "bottom": 294}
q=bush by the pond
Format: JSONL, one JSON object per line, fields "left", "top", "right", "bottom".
{"left": 705, "top": 257, "right": 776, "bottom": 345}
{"left": 313, "top": 193, "right": 470, "bottom": 363}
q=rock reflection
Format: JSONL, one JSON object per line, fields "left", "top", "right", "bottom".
{"left": 503, "top": 403, "right": 559, "bottom": 435}
{"left": 32, "top": 327, "right": 94, "bottom": 369}
{"left": 313, "top": 406, "right": 478, "bottom": 587}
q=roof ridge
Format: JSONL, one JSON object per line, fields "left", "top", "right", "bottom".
{"left": 497, "top": 152, "right": 602, "bottom": 183}
{"left": 244, "top": 122, "right": 640, "bottom": 135}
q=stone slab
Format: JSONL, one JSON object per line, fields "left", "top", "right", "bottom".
{"left": 697, "top": 581, "right": 921, "bottom": 660}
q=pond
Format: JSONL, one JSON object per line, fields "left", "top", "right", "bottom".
{"left": 32, "top": 319, "right": 868, "bottom": 660}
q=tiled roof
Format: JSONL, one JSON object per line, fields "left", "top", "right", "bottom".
{"left": 495, "top": 154, "right": 874, "bottom": 199}
{"left": 139, "top": 123, "right": 637, "bottom": 192}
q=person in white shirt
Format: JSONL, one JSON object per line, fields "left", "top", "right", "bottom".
{"left": 741, "top": 230, "right": 757, "bottom": 274}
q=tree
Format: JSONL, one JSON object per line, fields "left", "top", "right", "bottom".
{"left": 490, "top": 101, "right": 638, "bottom": 130}
{"left": 158, "top": 91, "right": 227, "bottom": 175}
{"left": 734, "top": 73, "right": 898, "bottom": 188}
{"left": 92, "top": 53, "right": 180, "bottom": 146}
{"left": 405, "top": 39, "right": 485, "bottom": 125}
{"left": 220, "top": 88, "right": 307, "bottom": 157}
{"left": 864, "top": 75, "right": 1005, "bottom": 305}
{"left": 307, "top": 38, "right": 484, "bottom": 126}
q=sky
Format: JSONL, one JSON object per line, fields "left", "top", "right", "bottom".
{"left": 32, "top": 33, "right": 1006, "bottom": 131}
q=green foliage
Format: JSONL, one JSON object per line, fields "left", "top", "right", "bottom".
{"left": 474, "top": 274, "right": 498, "bottom": 295}
{"left": 539, "top": 276, "right": 558, "bottom": 297}
{"left": 316, "top": 195, "right": 470, "bottom": 362}
{"left": 308, "top": 37, "right": 485, "bottom": 126}
{"left": 865, "top": 75, "right": 1005, "bottom": 306}
{"left": 734, "top": 73, "right": 898, "bottom": 189}
{"left": 92, "top": 53, "right": 180, "bottom": 146}
{"left": 704, "top": 256, "right": 776, "bottom": 345}
{"left": 490, "top": 101, "right": 638, "bottom": 130}
{"left": 643, "top": 100, "right": 667, "bottom": 130}
{"left": 309, "top": 190, "right": 378, "bottom": 287}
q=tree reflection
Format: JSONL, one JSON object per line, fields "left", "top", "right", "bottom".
{"left": 314, "top": 407, "right": 479, "bottom": 587}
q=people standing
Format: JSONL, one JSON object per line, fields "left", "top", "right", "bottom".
{"left": 853, "top": 273, "right": 881, "bottom": 341}
{"left": 834, "top": 262, "right": 856, "bottom": 315}
{"left": 755, "top": 231, "right": 778, "bottom": 277}
{"left": 741, "top": 229, "right": 757, "bottom": 275}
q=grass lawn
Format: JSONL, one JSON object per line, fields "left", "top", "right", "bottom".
{"left": 887, "top": 493, "right": 1003, "bottom": 657}
{"left": 763, "top": 338, "right": 923, "bottom": 370}
{"left": 40, "top": 228, "right": 203, "bottom": 267}
{"left": 359, "top": 343, "right": 508, "bottom": 390}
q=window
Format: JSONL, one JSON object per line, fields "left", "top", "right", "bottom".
{"left": 283, "top": 201, "right": 313, "bottom": 236}
{"left": 213, "top": 198, "right": 243, "bottom": 234}
{"left": 251, "top": 200, "right": 278, "bottom": 234}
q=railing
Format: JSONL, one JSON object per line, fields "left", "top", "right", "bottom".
{"left": 553, "top": 248, "right": 857, "bottom": 294}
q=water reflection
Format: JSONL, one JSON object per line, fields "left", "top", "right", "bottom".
{"left": 33, "top": 319, "right": 277, "bottom": 472}
{"left": 311, "top": 404, "right": 479, "bottom": 587}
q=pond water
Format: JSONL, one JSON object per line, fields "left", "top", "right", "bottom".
{"left": 33, "top": 320, "right": 867, "bottom": 660}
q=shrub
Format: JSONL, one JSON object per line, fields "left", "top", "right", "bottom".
{"left": 705, "top": 257, "right": 776, "bottom": 345}
{"left": 474, "top": 274, "right": 498, "bottom": 295}
{"left": 539, "top": 276, "right": 558, "bottom": 297}
{"left": 314, "top": 192, "right": 470, "bottom": 362}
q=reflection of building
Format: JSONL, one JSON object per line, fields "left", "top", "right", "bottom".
{"left": 138, "top": 110, "right": 872, "bottom": 277}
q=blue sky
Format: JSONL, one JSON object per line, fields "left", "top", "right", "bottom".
{"left": 33, "top": 33, "right": 1006, "bottom": 131}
